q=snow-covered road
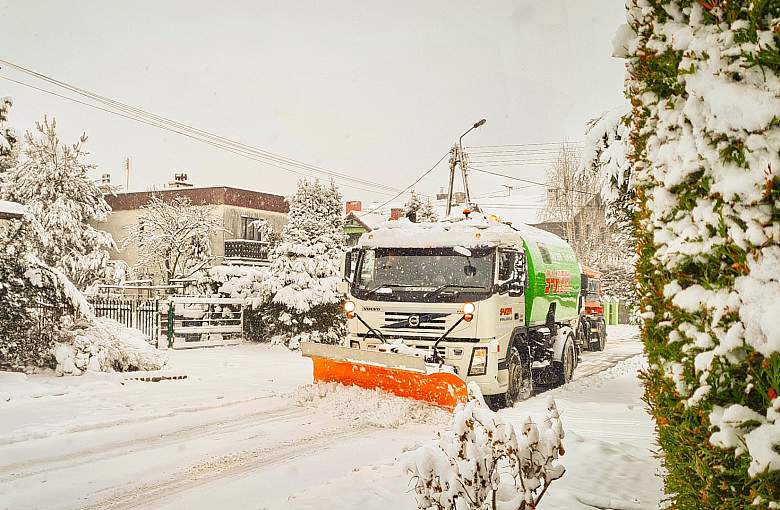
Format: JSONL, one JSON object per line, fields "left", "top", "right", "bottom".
{"left": 0, "top": 325, "right": 660, "bottom": 509}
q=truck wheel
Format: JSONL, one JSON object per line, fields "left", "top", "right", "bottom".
{"left": 486, "top": 346, "right": 532, "bottom": 410}
{"left": 594, "top": 320, "right": 606, "bottom": 351}
{"left": 552, "top": 339, "right": 575, "bottom": 387}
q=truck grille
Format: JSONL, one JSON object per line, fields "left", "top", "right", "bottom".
{"left": 382, "top": 311, "right": 449, "bottom": 331}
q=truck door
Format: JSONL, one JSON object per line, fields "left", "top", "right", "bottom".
{"left": 496, "top": 249, "right": 525, "bottom": 348}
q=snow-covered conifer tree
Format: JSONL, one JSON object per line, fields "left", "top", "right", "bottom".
{"left": 403, "top": 190, "right": 438, "bottom": 223}
{"left": 0, "top": 213, "right": 91, "bottom": 369}
{"left": 580, "top": 108, "right": 638, "bottom": 317}
{"left": 122, "top": 196, "right": 224, "bottom": 284}
{"left": 262, "top": 179, "right": 346, "bottom": 348}
{"left": 2, "top": 117, "right": 114, "bottom": 288}
{"left": 0, "top": 96, "right": 18, "bottom": 173}
{"left": 418, "top": 198, "right": 438, "bottom": 222}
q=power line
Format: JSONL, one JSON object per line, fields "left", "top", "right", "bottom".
{"left": 0, "top": 61, "right": 404, "bottom": 196}
{"left": 467, "top": 160, "right": 559, "bottom": 166}
{"left": 469, "top": 167, "right": 597, "bottom": 196}
{"left": 467, "top": 141, "right": 584, "bottom": 149}
{"left": 358, "top": 151, "right": 449, "bottom": 218}
{"left": 0, "top": 59, "right": 400, "bottom": 193}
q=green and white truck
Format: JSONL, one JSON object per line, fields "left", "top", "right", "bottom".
{"left": 337, "top": 214, "right": 584, "bottom": 409}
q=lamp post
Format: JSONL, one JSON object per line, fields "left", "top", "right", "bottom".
{"left": 446, "top": 118, "right": 486, "bottom": 216}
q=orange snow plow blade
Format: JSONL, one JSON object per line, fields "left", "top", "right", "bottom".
{"left": 300, "top": 342, "right": 468, "bottom": 411}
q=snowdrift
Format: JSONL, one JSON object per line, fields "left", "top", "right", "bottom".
{"left": 53, "top": 317, "right": 168, "bottom": 375}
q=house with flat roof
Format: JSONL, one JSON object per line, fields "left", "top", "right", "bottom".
{"left": 99, "top": 183, "right": 288, "bottom": 281}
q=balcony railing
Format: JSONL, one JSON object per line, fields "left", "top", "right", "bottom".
{"left": 224, "top": 239, "right": 270, "bottom": 265}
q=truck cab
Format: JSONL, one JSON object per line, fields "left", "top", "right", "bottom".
{"left": 340, "top": 215, "right": 582, "bottom": 409}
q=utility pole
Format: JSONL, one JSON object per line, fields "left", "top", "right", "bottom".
{"left": 445, "top": 145, "right": 459, "bottom": 216}
{"left": 445, "top": 119, "right": 486, "bottom": 216}
{"left": 124, "top": 157, "right": 131, "bottom": 191}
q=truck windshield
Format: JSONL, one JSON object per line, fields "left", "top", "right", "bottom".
{"left": 354, "top": 247, "right": 494, "bottom": 300}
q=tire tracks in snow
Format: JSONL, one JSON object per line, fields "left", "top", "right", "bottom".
{"left": 0, "top": 402, "right": 310, "bottom": 482}
{"left": 80, "top": 426, "right": 368, "bottom": 510}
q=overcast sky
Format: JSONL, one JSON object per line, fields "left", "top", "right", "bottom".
{"left": 1, "top": 0, "right": 626, "bottom": 223}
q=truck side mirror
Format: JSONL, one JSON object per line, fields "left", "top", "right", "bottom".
{"left": 344, "top": 249, "right": 353, "bottom": 281}
{"left": 508, "top": 281, "right": 524, "bottom": 297}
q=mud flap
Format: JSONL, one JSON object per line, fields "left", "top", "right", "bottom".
{"left": 300, "top": 342, "right": 468, "bottom": 410}
{"left": 551, "top": 326, "right": 574, "bottom": 363}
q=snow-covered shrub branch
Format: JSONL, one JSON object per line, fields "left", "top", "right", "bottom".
{"left": 1, "top": 116, "right": 115, "bottom": 289}
{"left": 622, "top": 1, "right": 780, "bottom": 505}
{"left": 122, "top": 196, "right": 225, "bottom": 284}
{"left": 403, "top": 385, "right": 565, "bottom": 510}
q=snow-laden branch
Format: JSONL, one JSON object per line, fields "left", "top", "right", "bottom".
{"left": 403, "top": 384, "right": 565, "bottom": 510}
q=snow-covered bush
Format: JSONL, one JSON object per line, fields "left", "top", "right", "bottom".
{"left": 403, "top": 385, "right": 565, "bottom": 510}
{"left": 194, "top": 264, "right": 271, "bottom": 341}
{"left": 262, "top": 179, "right": 346, "bottom": 349}
{"left": 53, "top": 317, "right": 167, "bottom": 375}
{"left": 620, "top": 2, "right": 780, "bottom": 506}
{"left": 2, "top": 117, "right": 114, "bottom": 289}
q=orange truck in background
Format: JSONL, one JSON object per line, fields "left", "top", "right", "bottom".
{"left": 578, "top": 265, "right": 607, "bottom": 351}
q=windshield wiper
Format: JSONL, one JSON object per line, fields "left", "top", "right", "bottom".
{"left": 423, "top": 284, "right": 483, "bottom": 298}
{"left": 364, "top": 283, "right": 418, "bottom": 296}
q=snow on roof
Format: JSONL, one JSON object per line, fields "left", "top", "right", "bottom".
{"left": 348, "top": 211, "right": 389, "bottom": 230}
{"left": 0, "top": 200, "right": 28, "bottom": 220}
{"left": 358, "top": 214, "right": 527, "bottom": 249}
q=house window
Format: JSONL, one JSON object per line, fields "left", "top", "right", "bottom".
{"left": 241, "top": 216, "right": 263, "bottom": 241}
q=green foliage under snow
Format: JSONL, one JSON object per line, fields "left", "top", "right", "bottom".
{"left": 622, "top": 1, "right": 780, "bottom": 507}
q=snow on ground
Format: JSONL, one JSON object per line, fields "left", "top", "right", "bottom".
{"left": 0, "top": 325, "right": 659, "bottom": 509}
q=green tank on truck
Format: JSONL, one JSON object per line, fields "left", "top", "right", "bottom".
{"left": 513, "top": 224, "right": 582, "bottom": 327}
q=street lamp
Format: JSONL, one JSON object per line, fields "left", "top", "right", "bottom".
{"left": 446, "top": 119, "right": 486, "bottom": 215}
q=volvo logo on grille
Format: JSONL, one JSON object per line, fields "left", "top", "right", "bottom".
{"left": 408, "top": 315, "right": 421, "bottom": 327}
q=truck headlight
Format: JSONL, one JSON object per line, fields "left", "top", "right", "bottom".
{"left": 468, "top": 347, "right": 488, "bottom": 376}
{"left": 463, "top": 301, "right": 475, "bottom": 322}
{"left": 343, "top": 300, "right": 356, "bottom": 319}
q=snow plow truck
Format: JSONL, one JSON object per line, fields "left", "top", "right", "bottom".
{"left": 301, "top": 212, "right": 587, "bottom": 410}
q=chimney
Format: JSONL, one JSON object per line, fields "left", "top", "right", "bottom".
{"left": 168, "top": 172, "right": 193, "bottom": 189}
{"left": 97, "top": 173, "right": 113, "bottom": 194}
{"left": 389, "top": 208, "right": 404, "bottom": 220}
{"left": 346, "top": 200, "right": 362, "bottom": 214}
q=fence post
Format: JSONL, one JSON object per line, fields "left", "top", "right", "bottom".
{"left": 167, "top": 301, "right": 174, "bottom": 349}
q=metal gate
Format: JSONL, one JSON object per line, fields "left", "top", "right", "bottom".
{"left": 88, "top": 297, "right": 160, "bottom": 343}
{"left": 166, "top": 297, "right": 244, "bottom": 349}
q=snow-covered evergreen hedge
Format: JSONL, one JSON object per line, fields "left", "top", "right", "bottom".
{"left": 621, "top": 2, "right": 780, "bottom": 506}
{"left": 403, "top": 385, "right": 565, "bottom": 510}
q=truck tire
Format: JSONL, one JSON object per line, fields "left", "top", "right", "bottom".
{"left": 486, "top": 346, "right": 532, "bottom": 410}
{"left": 593, "top": 319, "right": 606, "bottom": 351}
{"left": 551, "top": 337, "right": 576, "bottom": 387}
